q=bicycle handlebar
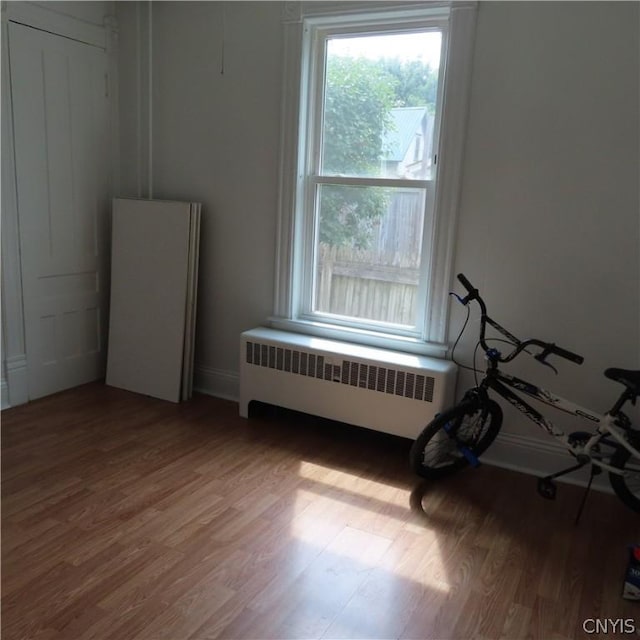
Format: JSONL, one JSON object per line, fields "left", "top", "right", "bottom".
{"left": 457, "top": 273, "right": 476, "bottom": 301}
{"left": 455, "top": 273, "right": 584, "bottom": 366}
{"left": 540, "top": 343, "right": 584, "bottom": 365}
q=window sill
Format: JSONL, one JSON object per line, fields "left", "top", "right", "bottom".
{"left": 267, "top": 316, "right": 449, "bottom": 358}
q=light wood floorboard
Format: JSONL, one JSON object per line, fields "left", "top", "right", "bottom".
{"left": 2, "top": 383, "right": 638, "bottom": 639}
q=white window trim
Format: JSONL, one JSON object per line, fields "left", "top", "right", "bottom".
{"left": 272, "top": 1, "right": 477, "bottom": 358}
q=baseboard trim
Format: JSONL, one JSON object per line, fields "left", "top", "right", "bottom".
{"left": 193, "top": 365, "right": 239, "bottom": 402}
{"left": 482, "top": 430, "right": 612, "bottom": 493}
{"left": 4, "top": 354, "right": 28, "bottom": 408}
{"left": 1, "top": 378, "right": 9, "bottom": 409}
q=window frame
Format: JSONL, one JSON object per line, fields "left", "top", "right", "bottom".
{"left": 273, "top": 1, "right": 477, "bottom": 357}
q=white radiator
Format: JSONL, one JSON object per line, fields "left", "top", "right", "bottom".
{"left": 239, "top": 328, "right": 457, "bottom": 440}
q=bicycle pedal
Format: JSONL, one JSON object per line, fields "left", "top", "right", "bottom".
{"left": 537, "top": 477, "right": 557, "bottom": 500}
{"left": 459, "top": 445, "right": 480, "bottom": 468}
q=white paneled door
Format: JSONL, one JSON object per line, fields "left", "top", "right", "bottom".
{"left": 9, "top": 23, "right": 111, "bottom": 400}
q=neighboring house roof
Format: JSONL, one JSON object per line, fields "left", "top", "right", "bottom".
{"left": 383, "top": 106, "right": 427, "bottom": 162}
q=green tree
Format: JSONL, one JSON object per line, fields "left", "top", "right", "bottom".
{"left": 381, "top": 59, "right": 439, "bottom": 111}
{"left": 318, "top": 57, "right": 439, "bottom": 248}
{"left": 322, "top": 57, "right": 396, "bottom": 174}
{"left": 318, "top": 57, "right": 396, "bottom": 248}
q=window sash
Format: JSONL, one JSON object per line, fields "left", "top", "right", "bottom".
{"left": 313, "top": 176, "right": 431, "bottom": 189}
{"left": 300, "top": 179, "right": 435, "bottom": 336}
{"left": 298, "top": 20, "right": 444, "bottom": 336}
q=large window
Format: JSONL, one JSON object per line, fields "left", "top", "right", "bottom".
{"left": 274, "top": 3, "right": 476, "bottom": 356}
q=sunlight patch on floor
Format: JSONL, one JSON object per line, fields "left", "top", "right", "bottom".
{"left": 298, "top": 460, "right": 410, "bottom": 500}
{"left": 290, "top": 477, "right": 451, "bottom": 593}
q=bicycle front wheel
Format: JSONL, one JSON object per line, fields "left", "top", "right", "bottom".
{"left": 609, "top": 438, "right": 640, "bottom": 513}
{"left": 410, "top": 397, "right": 503, "bottom": 479}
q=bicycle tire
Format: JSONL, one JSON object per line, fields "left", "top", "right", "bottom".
{"left": 410, "top": 397, "right": 503, "bottom": 479}
{"left": 609, "top": 437, "right": 640, "bottom": 513}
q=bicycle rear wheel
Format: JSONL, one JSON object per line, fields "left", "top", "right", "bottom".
{"left": 410, "top": 397, "right": 502, "bottom": 479}
{"left": 609, "top": 437, "right": 640, "bottom": 513}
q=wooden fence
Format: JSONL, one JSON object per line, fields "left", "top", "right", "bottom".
{"left": 316, "top": 244, "right": 420, "bottom": 326}
{"left": 315, "top": 189, "right": 429, "bottom": 325}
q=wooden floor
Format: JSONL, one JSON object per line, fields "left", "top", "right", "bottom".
{"left": 2, "top": 383, "right": 638, "bottom": 640}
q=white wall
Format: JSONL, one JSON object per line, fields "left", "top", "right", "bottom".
{"left": 451, "top": 0, "right": 639, "bottom": 477}
{"left": 116, "top": 0, "right": 151, "bottom": 198}
{"left": 117, "top": 0, "right": 283, "bottom": 398}
{"left": 116, "top": 2, "right": 639, "bottom": 467}
{"left": 30, "top": 1, "right": 112, "bottom": 25}
{"left": 455, "top": 1, "right": 639, "bottom": 423}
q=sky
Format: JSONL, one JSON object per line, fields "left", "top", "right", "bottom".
{"left": 328, "top": 31, "right": 442, "bottom": 68}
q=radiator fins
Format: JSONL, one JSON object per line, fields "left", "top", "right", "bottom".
{"left": 245, "top": 341, "right": 434, "bottom": 403}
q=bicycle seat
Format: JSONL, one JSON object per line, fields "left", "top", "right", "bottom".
{"left": 604, "top": 368, "right": 640, "bottom": 395}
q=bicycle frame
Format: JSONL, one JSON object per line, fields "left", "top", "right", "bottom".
{"left": 484, "top": 369, "right": 640, "bottom": 475}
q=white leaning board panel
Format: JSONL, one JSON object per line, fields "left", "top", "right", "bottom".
{"left": 106, "top": 198, "right": 196, "bottom": 402}
{"left": 181, "top": 204, "right": 201, "bottom": 401}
